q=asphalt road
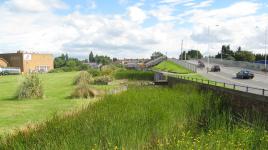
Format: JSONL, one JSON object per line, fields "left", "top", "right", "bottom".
{"left": 187, "top": 60, "right": 268, "bottom": 96}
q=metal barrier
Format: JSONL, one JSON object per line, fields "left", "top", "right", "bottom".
{"left": 170, "top": 74, "right": 268, "bottom": 96}
{"left": 169, "top": 58, "right": 197, "bottom": 73}
{"left": 202, "top": 58, "right": 266, "bottom": 71}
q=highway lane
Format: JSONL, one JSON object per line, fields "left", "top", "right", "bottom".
{"left": 186, "top": 60, "right": 268, "bottom": 96}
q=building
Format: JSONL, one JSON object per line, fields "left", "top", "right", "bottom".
{"left": 0, "top": 51, "right": 54, "bottom": 73}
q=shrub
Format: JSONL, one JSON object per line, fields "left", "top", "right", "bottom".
{"left": 71, "top": 83, "right": 96, "bottom": 99}
{"left": 94, "top": 76, "right": 113, "bottom": 85}
{"left": 16, "top": 74, "right": 44, "bottom": 100}
{"left": 87, "top": 68, "right": 101, "bottom": 77}
{"left": 114, "top": 70, "right": 154, "bottom": 81}
{"left": 73, "top": 71, "right": 93, "bottom": 85}
{"left": 100, "top": 65, "right": 118, "bottom": 76}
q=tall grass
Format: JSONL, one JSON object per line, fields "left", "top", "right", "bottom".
{"left": 73, "top": 71, "right": 93, "bottom": 85}
{"left": 114, "top": 70, "right": 154, "bottom": 81}
{"left": 1, "top": 84, "right": 267, "bottom": 149}
{"left": 16, "top": 74, "right": 43, "bottom": 100}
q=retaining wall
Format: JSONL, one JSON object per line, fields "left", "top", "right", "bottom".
{"left": 168, "top": 76, "right": 268, "bottom": 118}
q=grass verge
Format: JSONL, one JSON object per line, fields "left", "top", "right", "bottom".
{"left": 153, "top": 61, "right": 192, "bottom": 74}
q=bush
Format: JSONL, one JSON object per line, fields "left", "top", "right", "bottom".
{"left": 71, "top": 83, "right": 96, "bottom": 99}
{"left": 73, "top": 71, "right": 93, "bottom": 85}
{"left": 114, "top": 70, "right": 154, "bottom": 81}
{"left": 94, "top": 76, "right": 113, "bottom": 85}
{"left": 100, "top": 65, "right": 119, "bottom": 76}
{"left": 16, "top": 74, "right": 44, "bottom": 100}
{"left": 87, "top": 68, "right": 101, "bottom": 77}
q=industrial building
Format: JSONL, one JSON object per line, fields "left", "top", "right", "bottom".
{"left": 0, "top": 51, "right": 54, "bottom": 73}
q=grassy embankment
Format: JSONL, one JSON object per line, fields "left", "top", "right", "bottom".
{"left": 153, "top": 60, "right": 206, "bottom": 79}
{"left": 1, "top": 84, "right": 267, "bottom": 149}
{"left": 0, "top": 72, "right": 121, "bottom": 135}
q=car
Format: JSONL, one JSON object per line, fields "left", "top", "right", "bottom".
{"left": 236, "top": 70, "right": 254, "bottom": 79}
{"left": 197, "top": 61, "right": 205, "bottom": 68}
{"left": 210, "top": 65, "right": 221, "bottom": 72}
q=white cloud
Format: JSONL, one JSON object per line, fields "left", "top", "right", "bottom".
{"left": 149, "top": 5, "right": 175, "bottom": 21}
{"left": 2, "top": 0, "right": 68, "bottom": 13}
{"left": 127, "top": 6, "right": 147, "bottom": 24}
{"left": 192, "top": 0, "right": 214, "bottom": 8}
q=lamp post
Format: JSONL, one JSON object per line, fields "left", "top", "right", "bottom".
{"left": 207, "top": 26, "right": 210, "bottom": 67}
{"left": 265, "top": 26, "right": 267, "bottom": 70}
{"left": 256, "top": 26, "right": 267, "bottom": 70}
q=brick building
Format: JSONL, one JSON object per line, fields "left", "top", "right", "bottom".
{"left": 0, "top": 51, "right": 54, "bottom": 73}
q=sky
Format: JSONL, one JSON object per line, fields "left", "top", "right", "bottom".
{"left": 0, "top": 0, "right": 268, "bottom": 59}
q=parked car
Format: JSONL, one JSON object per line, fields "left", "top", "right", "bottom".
{"left": 197, "top": 61, "right": 205, "bottom": 68}
{"left": 210, "top": 65, "right": 221, "bottom": 72}
{"left": 236, "top": 70, "right": 254, "bottom": 79}
{"left": 0, "top": 68, "right": 21, "bottom": 75}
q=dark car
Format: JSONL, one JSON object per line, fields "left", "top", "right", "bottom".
{"left": 211, "top": 65, "right": 221, "bottom": 72}
{"left": 236, "top": 70, "right": 254, "bottom": 79}
{"left": 197, "top": 61, "right": 205, "bottom": 68}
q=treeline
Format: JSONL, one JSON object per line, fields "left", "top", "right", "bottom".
{"left": 215, "top": 45, "right": 265, "bottom": 62}
{"left": 52, "top": 52, "right": 116, "bottom": 72}
{"left": 179, "top": 50, "right": 203, "bottom": 60}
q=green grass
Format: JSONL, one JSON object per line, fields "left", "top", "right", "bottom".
{"left": 1, "top": 84, "right": 267, "bottom": 149}
{"left": 0, "top": 72, "right": 93, "bottom": 135}
{"left": 153, "top": 61, "right": 192, "bottom": 74}
{"left": 114, "top": 69, "right": 154, "bottom": 81}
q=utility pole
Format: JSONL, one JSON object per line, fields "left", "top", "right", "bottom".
{"left": 265, "top": 26, "right": 267, "bottom": 70}
{"left": 184, "top": 49, "right": 187, "bottom": 61}
{"left": 207, "top": 26, "right": 210, "bottom": 67}
{"left": 180, "top": 40, "right": 184, "bottom": 60}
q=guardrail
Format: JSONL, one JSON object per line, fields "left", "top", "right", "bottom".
{"left": 169, "top": 59, "right": 197, "bottom": 73}
{"left": 170, "top": 74, "right": 268, "bottom": 96}
{"left": 201, "top": 58, "right": 266, "bottom": 71}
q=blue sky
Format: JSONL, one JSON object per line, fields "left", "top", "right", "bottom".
{"left": 0, "top": 0, "right": 268, "bottom": 58}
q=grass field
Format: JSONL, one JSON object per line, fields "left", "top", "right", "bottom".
{"left": 153, "top": 61, "right": 192, "bottom": 74}
{"left": 0, "top": 72, "right": 117, "bottom": 135}
{"left": 1, "top": 84, "right": 267, "bottom": 149}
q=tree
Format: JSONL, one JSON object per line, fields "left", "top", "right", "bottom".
{"left": 186, "top": 50, "right": 203, "bottom": 59}
{"left": 89, "top": 51, "right": 95, "bottom": 63}
{"left": 151, "top": 52, "right": 164, "bottom": 60}
{"left": 215, "top": 45, "right": 235, "bottom": 59}
{"left": 179, "top": 50, "right": 203, "bottom": 60}
{"left": 95, "top": 55, "right": 112, "bottom": 65}
{"left": 234, "top": 51, "right": 255, "bottom": 62}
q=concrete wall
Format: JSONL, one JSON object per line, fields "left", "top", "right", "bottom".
{"left": 168, "top": 77, "right": 268, "bottom": 118}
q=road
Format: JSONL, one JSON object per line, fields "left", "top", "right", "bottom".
{"left": 187, "top": 60, "right": 268, "bottom": 96}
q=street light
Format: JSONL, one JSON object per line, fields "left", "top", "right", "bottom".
{"left": 256, "top": 26, "right": 267, "bottom": 70}
{"left": 265, "top": 26, "right": 267, "bottom": 70}
{"left": 207, "top": 25, "right": 220, "bottom": 67}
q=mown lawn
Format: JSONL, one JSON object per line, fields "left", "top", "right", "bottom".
{"left": 1, "top": 84, "right": 267, "bottom": 149}
{"left": 153, "top": 61, "right": 192, "bottom": 74}
{"left": 0, "top": 72, "right": 93, "bottom": 135}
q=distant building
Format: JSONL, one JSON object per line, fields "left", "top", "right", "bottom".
{"left": 84, "top": 62, "right": 102, "bottom": 69}
{"left": 0, "top": 51, "right": 54, "bottom": 73}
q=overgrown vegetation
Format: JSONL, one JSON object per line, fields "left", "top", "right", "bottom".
{"left": 114, "top": 70, "right": 154, "bottom": 81}
{"left": 16, "top": 74, "right": 44, "bottom": 100}
{"left": 1, "top": 84, "right": 267, "bottom": 149}
{"left": 153, "top": 60, "right": 192, "bottom": 74}
{"left": 73, "top": 71, "right": 93, "bottom": 85}
{"left": 71, "top": 83, "right": 97, "bottom": 99}
{"left": 94, "top": 76, "right": 113, "bottom": 85}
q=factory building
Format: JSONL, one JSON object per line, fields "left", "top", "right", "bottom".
{"left": 0, "top": 51, "right": 54, "bottom": 73}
